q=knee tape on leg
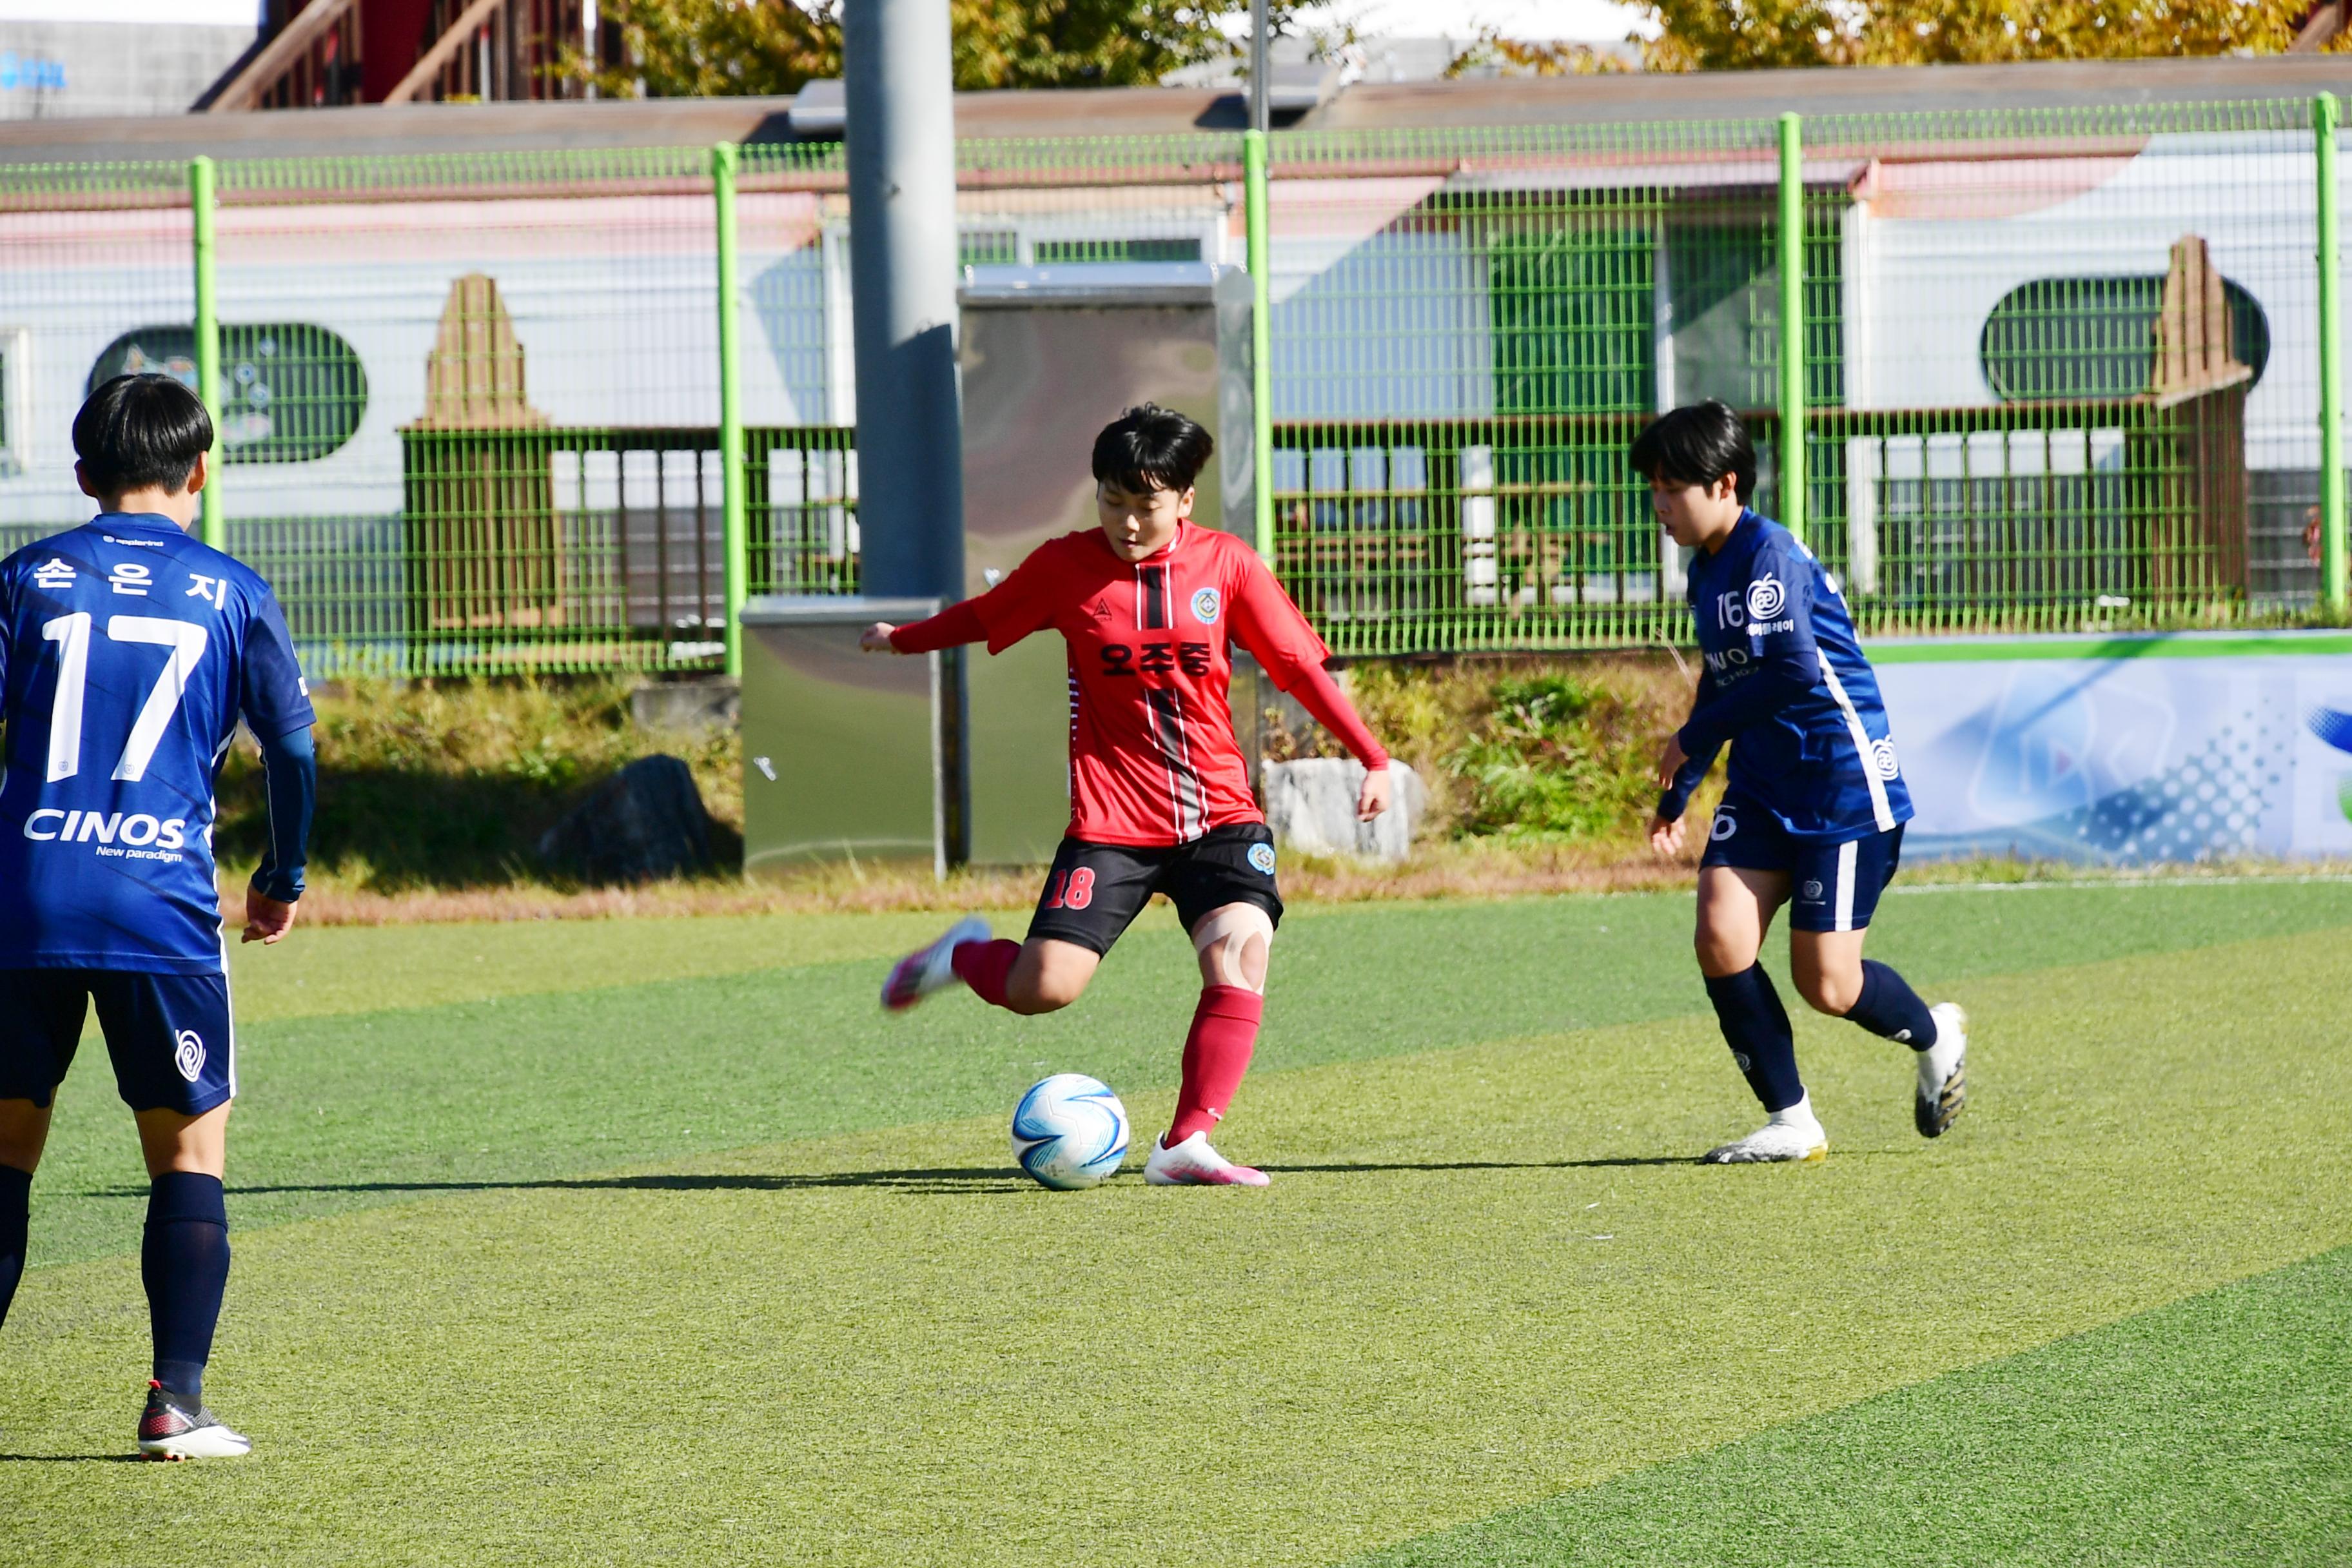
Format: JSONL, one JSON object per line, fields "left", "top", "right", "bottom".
{"left": 1191, "top": 905, "right": 1275, "bottom": 992}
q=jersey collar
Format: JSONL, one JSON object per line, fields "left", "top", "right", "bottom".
{"left": 1098, "top": 517, "right": 1190, "bottom": 566}
{"left": 92, "top": 511, "right": 190, "bottom": 536}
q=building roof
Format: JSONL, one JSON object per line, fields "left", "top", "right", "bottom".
{"left": 4, "top": 54, "right": 2349, "bottom": 166}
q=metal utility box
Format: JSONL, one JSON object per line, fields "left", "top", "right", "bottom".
{"left": 957, "top": 263, "right": 1257, "bottom": 866}
{"left": 739, "top": 595, "right": 955, "bottom": 878}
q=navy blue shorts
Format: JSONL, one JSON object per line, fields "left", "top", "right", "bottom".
{"left": 1700, "top": 792, "right": 1905, "bottom": 934}
{"left": 0, "top": 969, "right": 236, "bottom": 1115}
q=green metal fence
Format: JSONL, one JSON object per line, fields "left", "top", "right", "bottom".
{"left": 0, "top": 96, "right": 2342, "bottom": 672}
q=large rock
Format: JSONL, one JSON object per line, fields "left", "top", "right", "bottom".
{"left": 1262, "top": 758, "right": 1426, "bottom": 863}
{"left": 536, "top": 755, "right": 716, "bottom": 884}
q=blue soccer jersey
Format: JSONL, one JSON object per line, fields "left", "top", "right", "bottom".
{"left": 1660, "top": 509, "right": 1911, "bottom": 841}
{"left": 0, "top": 513, "right": 315, "bottom": 973}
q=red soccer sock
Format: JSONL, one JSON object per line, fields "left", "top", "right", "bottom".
{"left": 1166, "top": 986, "right": 1266, "bottom": 1146}
{"left": 951, "top": 938, "right": 1022, "bottom": 1010}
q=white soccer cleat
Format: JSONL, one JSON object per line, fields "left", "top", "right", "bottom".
{"left": 1144, "top": 1130, "right": 1270, "bottom": 1187}
{"left": 881, "top": 915, "right": 992, "bottom": 1012}
{"left": 1703, "top": 1096, "right": 1828, "bottom": 1164}
{"left": 135, "top": 1382, "right": 252, "bottom": 1461}
{"left": 1916, "top": 1001, "right": 1968, "bottom": 1139}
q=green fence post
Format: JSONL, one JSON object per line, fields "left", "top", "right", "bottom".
{"left": 1776, "top": 112, "right": 1806, "bottom": 547}
{"left": 1243, "top": 128, "right": 1275, "bottom": 564}
{"left": 2319, "top": 95, "right": 2346, "bottom": 619}
{"left": 713, "top": 141, "right": 747, "bottom": 677}
{"left": 189, "top": 155, "right": 225, "bottom": 553}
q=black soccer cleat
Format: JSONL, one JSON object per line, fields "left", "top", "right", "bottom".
{"left": 137, "top": 1380, "right": 252, "bottom": 1461}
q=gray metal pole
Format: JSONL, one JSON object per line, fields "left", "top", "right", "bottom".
{"left": 1250, "top": 0, "right": 1269, "bottom": 136}
{"left": 845, "top": 0, "right": 965, "bottom": 602}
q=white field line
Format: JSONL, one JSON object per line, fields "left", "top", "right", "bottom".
{"left": 1886, "top": 874, "right": 2352, "bottom": 896}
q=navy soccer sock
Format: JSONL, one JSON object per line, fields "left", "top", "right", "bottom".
{"left": 142, "top": 1171, "right": 230, "bottom": 1402}
{"left": 1703, "top": 965, "right": 1804, "bottom": 1113}
{"left": 0, "top": 1162, "right": 30, "bottom": 1332}
{"left": 1844, "top": 959, "right": 1939, "bottom": 1052}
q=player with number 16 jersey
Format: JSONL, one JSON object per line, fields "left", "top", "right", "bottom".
{"left": 1635, "top": 401, "right": 1965, "bottom": 1169}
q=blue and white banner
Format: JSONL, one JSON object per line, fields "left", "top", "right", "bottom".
{"left": 1873, "top": 635, "right": 2352, "bottom": 863}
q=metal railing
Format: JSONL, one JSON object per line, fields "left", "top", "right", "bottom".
{"left": 0, "top": 95, "right": 2342, "bottom": 675}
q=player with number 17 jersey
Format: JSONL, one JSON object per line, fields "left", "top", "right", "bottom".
{"left": 0, "top": 515, "right": 313, "bottom": 971}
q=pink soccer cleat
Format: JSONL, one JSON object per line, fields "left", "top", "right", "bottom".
{"left": 881, "top": 916, "right": 992, "bottom": 1012}
{"left": 1143, "top": 1130, "right": 1271, "bottom": 1187}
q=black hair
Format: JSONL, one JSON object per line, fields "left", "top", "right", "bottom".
{"left": 1092, "top": 403, "right": 1213, "bottom": 495}
{"left": 73, "top": 373, "right": 213, "bottom": 499}
{"left": 1627, "top": 400, "right": 1756, "bottom": 505}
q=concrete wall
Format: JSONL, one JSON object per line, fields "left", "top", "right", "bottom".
{"left": 0, "top": 21, "right": 257, "bottom": 120}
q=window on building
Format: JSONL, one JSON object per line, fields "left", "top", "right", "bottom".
{"left": 959, "top": 230, "right": 1018, "bottom": 267}
{"left": 1979, "top": 276, "right": 2271, "bottom": 402}
{"left": 87, "top": 322, "right": 368, "bottom": 464}
{"left": 1664, "top": 219, "right": 1844, "bottom": 411}
{"left": 1032, "top": 237, "right": 1202, "bottom": 265}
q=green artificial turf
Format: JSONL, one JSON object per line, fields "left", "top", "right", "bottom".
{"left": 3, "top": 885, "right": 2349, "bottom": 1565}
{"left": 1349, "top": 1243, "right": 2352, "bottom": 1567}
{"left": 28, "top": 880, "right": 2352, "bottom": 1266}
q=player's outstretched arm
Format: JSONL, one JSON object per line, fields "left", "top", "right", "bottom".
{"left": 863, "top": 599, "right": 989, "bottom": 656}
{"left": 1231, "top": 556, "right": 1393, "bottom": 820}
{"left": 1286, "top": 661, "right": 1392, "bottom": 821}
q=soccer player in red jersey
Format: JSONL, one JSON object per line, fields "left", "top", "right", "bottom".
{"left": 868, "top": 405, "right": 1392, "bottom": 1186}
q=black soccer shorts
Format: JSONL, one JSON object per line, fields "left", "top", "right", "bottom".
{"left": 1025, "top": 823, "right": 1284, "bottom": 956}
{"left": 0, "top": 968, "right": 236, "bottom": 1115}
{"left": 1700, "top": 789, "right": 1906, "bottom": 934}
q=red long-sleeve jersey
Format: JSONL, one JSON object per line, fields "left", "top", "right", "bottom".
{"left": 894, "top": 521, "right": 1385, "bottom": 848}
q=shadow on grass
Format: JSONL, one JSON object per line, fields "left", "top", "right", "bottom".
{"left": 217, "top": 763, "right": 745, "bottom": 891}
{"left": 215, "top": 1168, "right": 1035, "bottom": 1197}
{"left": 0, "top": 1453, "right": 145, "bottom": 1464}
{"left": 1265, "top": 1156, "right": 1695, "bottom": 1173}
{"left": 88, "top": 1155, "right": 1709, "bottom": 1202}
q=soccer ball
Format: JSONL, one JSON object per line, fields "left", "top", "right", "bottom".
{"left": 1010, "top": 1073, "right": 1130, "bottom": 1190}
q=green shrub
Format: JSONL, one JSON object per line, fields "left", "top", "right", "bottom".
{"left": 1264, "top": 654, "right": 1698, "bottom": 847}
{"left": 1447, "top": 673, "right": 1663, "bottom": 841}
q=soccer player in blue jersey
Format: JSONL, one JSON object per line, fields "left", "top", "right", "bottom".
{"left": 1634, "top": 402, "right": 1966, "bottom": 1163}
{"left": 0, "top": 375, "right": 315, "bottom": 1458}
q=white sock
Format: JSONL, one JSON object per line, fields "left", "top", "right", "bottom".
{"left": 1767, "top": 1093, "right": 1821, "bottom": 1132}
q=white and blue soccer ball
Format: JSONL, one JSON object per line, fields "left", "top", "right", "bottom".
{"left": 1010, "top": 1073, "right": 1130, "bottom": 1190}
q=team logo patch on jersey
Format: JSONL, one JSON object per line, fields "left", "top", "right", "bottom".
{"left": 1710, "top": 808, "right": 1738, "bottom": 841}
{"left": 1801, "top": 879, "right": 1824, "bottom": 902}
{"left": 1744, "top": 574, "right": 1787, "bottom": 623}
{"left": 1191, "top": 587, "right": 1222, "bottom": 625}
{"left": 1247, "top": 842, "right": 1277, "bottom": 876}
{"left": 1871, "top": 738, "right": 1901, "bottom": 780}
{"left": 173, "top": 1030, "right": 206, "bottom": 1084}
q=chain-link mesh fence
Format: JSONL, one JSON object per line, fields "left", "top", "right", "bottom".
{"left": 0, "top": 97, "right": 2340, "bottom": 674}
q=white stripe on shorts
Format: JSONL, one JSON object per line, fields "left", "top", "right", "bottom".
{"left": 1834, "top": 838, "right": 1859, "bottom": 932}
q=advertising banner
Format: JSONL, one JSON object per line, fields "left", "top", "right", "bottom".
{"left": 1873, "top": 633, "right": 2352, "bottom": 863}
